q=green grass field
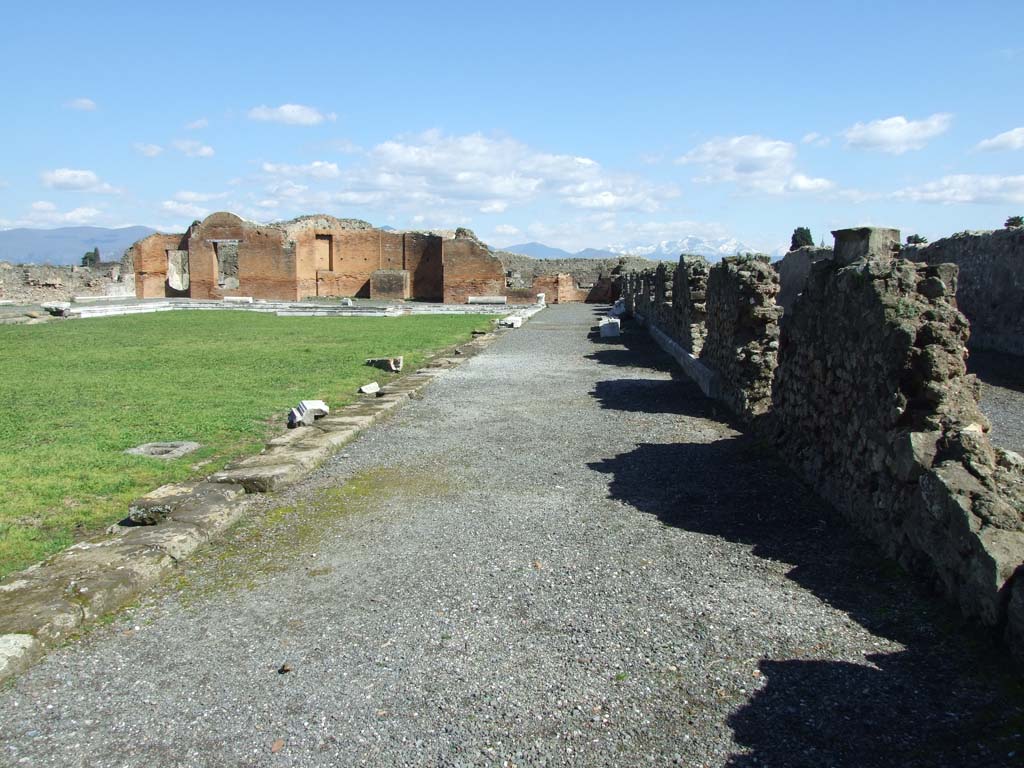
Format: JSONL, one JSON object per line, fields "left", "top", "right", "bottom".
{"left": 0, "top": 311, "right": 491, "bottom": 577}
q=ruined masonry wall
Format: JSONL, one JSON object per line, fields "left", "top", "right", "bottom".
{"left": 441, "top": 238, "right": 506, "bottom": 304}
{"left": 772, "top": 254, "right": 1024, "bottom": 658}
{"left": 673, "top": 256, "right": 709, "bottom": 355}
{"left": 775, "top": 245, "right": 833, "bottom": 315}
{"left": 903, "top": 228, "right": 1024, "bottom": 356}
{"left": 700, "top": 256, "right": 781, "bottom": 421}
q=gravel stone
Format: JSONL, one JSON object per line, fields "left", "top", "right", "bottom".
{"left": 0, "top": 305, "right": 1021, "bottom": 767}
{"left": 972, "top": 350, "right": 1024, "bottom": 455}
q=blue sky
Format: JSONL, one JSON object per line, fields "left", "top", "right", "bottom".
{"left": 1, "top": 0, "right": 1021, "bottom": 253}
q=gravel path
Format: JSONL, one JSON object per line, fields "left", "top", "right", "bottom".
{"left": 971, "top": 350, "right": 1024, "bottom": 455}
{"left": 1, "top": 305, "right": 1021, "bottom": 768}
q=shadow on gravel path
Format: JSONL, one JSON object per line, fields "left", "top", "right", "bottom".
{"left": 590, "top": 438, "right": 1024, "bottom": 766}
{"left": 970, "top": 350, "right": 1024, "bottom": 395}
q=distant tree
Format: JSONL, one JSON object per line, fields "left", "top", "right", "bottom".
{"left": 906, "top": 234, "right": 928, "bottom": 245}
{"left": 1006, "top": 215, "right": 1023, "bottom": 228}
{"left": 81, "top": 247, "right": 100, "bottom": 267}
{"left": 790, "top": 227, "right": 813, "bottom": 251}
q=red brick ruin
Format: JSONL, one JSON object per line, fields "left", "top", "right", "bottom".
{"left": 130, "top": 212, "right": 603, "bottom": 305}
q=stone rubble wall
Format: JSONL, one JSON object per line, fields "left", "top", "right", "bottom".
{"left": 673, "top": 256, "right": 710, "bottom": 355}
{"left": 699, "top": 255, "right": 781, "bottom": 421}
{"left": 619, "top": 233, "right": 1024, "bottom": 665}
{"left": 652, "top": 263, "right": 675, "bottom": 332}
{"left": 0, "top": 261, "right": 133, "bottom": 304}
{"left": 772, "top": 253, "right": 1024, "bottom": 653}
{"left": 774, "top": 245, "right": 833, "bottom": 315}
{"left": 903, "top": 227, "right": 1024, "bottom": 356}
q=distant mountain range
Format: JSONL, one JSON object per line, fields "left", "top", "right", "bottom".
{"left": 0, "top": 226, "right": 156, "bottom": 265}
{"left": 504, "top": 236, "right": 766, "bottom": 262}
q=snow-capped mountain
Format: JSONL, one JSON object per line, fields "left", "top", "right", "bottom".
{"left": 605, "top": 236, "right": 758, "bottom": 261}
{"left": 501, "top": 235, "right": 769, "bottom": 261}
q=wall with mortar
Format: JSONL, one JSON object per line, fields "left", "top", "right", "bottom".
{"left": 131, "top": 233, "right": 187, "bottom": 298}
{"left": 772, "top": 250, "right": 1024, "bottom": 660}
{"left": 673, "top": 256, "right": 710, "bottom": 355}
{"left": 370, "top": 269, "right": 410, "bottom": 300}
{"left": 403, "top": 233, "right": 444, "bottom": 301}
{"left": 699, "top": 255, "right": 781, "bottom": 421}
{"left": 441, "top": 238, "right": 506, "bottom": 304}
{"left": 903, "top": 228, "right": 1024, "bottom": 356}
{"left": 619, "top": 233, "right": 1024, "bottom": 665}
{"left": 187, "top": 213, "right": 297, "bottom": 301}
{"left": 774, "top": 245, "right": 833, "bottom": 315}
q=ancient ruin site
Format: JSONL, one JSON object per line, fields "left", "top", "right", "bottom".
{"left": 3, "top": 3, "right": 1024, "bottom": 766}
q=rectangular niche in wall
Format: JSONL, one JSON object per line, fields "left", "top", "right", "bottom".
{"left": 315, "top": 234, "right": 333, "bottom": 271}
{"left": 212, "top": 240, "right": 240, "bottom": 290}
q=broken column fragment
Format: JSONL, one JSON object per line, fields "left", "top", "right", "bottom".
{"left": 287, "top": 399, "right": 330, "bottom": 428}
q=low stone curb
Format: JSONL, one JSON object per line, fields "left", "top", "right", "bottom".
{"left": 0, "top": 313, "right": 539, "bottom": 685}
{"left": 634, "top": 311, "right": 721, "bottom": 399}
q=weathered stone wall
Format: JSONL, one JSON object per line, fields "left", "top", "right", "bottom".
{"left": 672, "top": 256, "right": 709, "bottom": 354}
{"left": 0, "top": 261, "right": 133, "bottom": 303}
{"left": 699, "top": 256, "right": 781, "bottom": 421}
{"left": 772, "top": 248, "right": 1024, "bottom": 654}
{"left": 651, "top": 263, "right": 675, "bottom": 332}
{"left": 619, "top": 232, "right": 1024, "bottom": 663}
{"left": 775, "top": 245, "right": 833, "bottom": 314}
{"left": 494, "top": 252, "right": 656, "bottom": 289}
{"left": 903, "top": 228, "right": 1024, "bottom": 356}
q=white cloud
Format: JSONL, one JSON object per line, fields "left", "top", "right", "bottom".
{"left": 185, "top": 118, "right": 208, "bottom": 130}
{"left": 843, "top": 113, "right": 952, "bottom": 154}
{"left": 678, "top": 134, "right": 838, "bottom": 196}
{"left": 976, "top": 126, "right": 1024, "bottom": 152}
{"left": 172, "top": 139, "right": 215, "bottom": 158}
{"left": 893, "top": 174, "right": 1024, "bottom": 205}
{"left": 494, "top": 224, "right": 520, "bottom": 236}
{"left": 801, "top": 132, "right": 830, "bottom": 147}
{"left": 247, "top": 130, "right": 675, "bottom": 220}
{"left": 787, "top": 173, "right": 835, "bottom": 193}
{"left": 362, "top": 130, "right": 673, "bottom": 213}
{"left": 41, "top": 168, "right": 99, "bottom": 189}
{"left": 174, "top": 190, "right": 226, "bottom": 203}
{"left": 248, "top": 104, "right": 335, "bottom": 126}
{"left": 678, "top": 135, "right": 798, "bottom": 194}
{"left": 25, "top": 202, "right": 101, "bottom": 225}
{"left": 261, "top": 160, "right": 340, "bottom": 179}
{"left": 65, "top": 97, "right": 96, "bottom": 111}
{"left": 40, "top": 168, "right": 119, "bottom": 193}
{"left": 134, "top": 142, "right": 163, "bottom": 157}
{"left": 161, "top": 200, "right": 209, "bottom": 218}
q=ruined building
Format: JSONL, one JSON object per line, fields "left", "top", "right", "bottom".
{"left": 130, "top": 212, "right": 591, "bottom": 304}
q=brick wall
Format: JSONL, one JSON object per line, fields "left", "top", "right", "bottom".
{"left": 131, "top": 233, "right": 185, "bottom": 298}
{"left": 442, "top": 238, "right": 505, "bottom": 304}
{"left": 187, "top": 214, "right": 297, "bottom": 300}
{"left": 403, "top": 233, "right": 443, "bottom": 301}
